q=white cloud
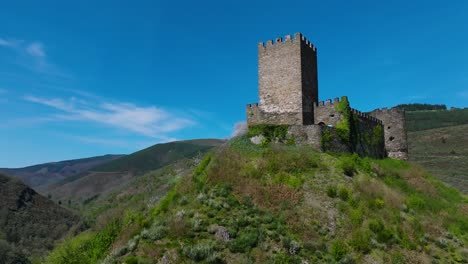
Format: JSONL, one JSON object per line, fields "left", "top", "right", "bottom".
{"left": 23, "top": 95, "right": 195, "bottom": 140}
{"left": 0, "top": 38, "right": 17, "bottom": 47}
{"left": 26, "top": 42, "right": 46, "bottom": 58}
{"left": 231, "top": 121, "right": 247, "bottom": 137}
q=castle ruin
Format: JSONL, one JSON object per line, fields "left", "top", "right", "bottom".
{"left": 246, "top": 33, "right": 408, "bottom": 160}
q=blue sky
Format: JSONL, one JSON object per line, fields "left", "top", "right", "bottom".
{"left": 1, "top": 0, "right": 467, "bottom": 167}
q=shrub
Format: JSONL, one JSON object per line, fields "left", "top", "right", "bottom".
{"left": 141, "top": 221, "right": 167, "bottom": 241}
{"left": 374, "top": 198, "right": 385, "bottom": 209}
{"left": 349, "top": 229, "right": 371, "bottom": 253}
{"left": 228, "top": 229, "right": 259, "bottom": 253}
{"left": 247, "top": 124, "right": 289, "bottom": 143}
{"left": 327, "top": 186, "right": 337, "bottom": 198}
{"left": 368, "top": 219, "right": 384, "bottom": 233}
{"left": 338, "top": 186, "right": 350, "bottom": 201}
{"left": 338, "top": 154, "right": 360, "bottom": 176}
{"left": 330, "top": 240, "right": 348, "bottom": 261}
{"left": 349, "top": 208, "right": 364, "bottom": 226}
{"left": 182, "top": 240, "right": 217, "bottom": 261}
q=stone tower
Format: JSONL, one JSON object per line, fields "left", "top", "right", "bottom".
{"left": 255, "top": 32, "right": 318, "bottom": 125}
{"left": 370, "top": 108, "right": 408, "bottom": 160}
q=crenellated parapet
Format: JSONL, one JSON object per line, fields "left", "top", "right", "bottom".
{"left": 314, "top": 96, "right": 347, "bottom": 108}
{"left": 258, "top": 32, "right": 317, "bottom": 52}
{"left": 350, "top": 108, "right": 383, "bottom": 124}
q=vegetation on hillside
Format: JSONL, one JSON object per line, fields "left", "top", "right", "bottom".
{"left": 45, "top": 137, "right": 467, "bottom": 263}
{"left": 405, "top": 108, "right": 468, "bottom": 132}
{"left": 0, "top": 154, "right": 124, "bottom": 190}
{"left": 0, "top": 174, "right": 80, "bottom": 264}
{"left": 92, "top": 140, "right": 223, "bottom": 174}
{"left": 43, "top": 139, "right": 224, "bottom": 207}
{"left": 408, "top": 124, "right": 468, "bottom": 193}
{"left": 395, "top": 103, "right": 447, "bottom": 112}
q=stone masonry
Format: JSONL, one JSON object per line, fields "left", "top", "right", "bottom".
{"left": 246, "top": 32, "right": 408, "bottom": 160}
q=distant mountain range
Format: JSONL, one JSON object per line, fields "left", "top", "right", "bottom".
{"left": 43, "top": 139, "right": 225, "bottom": 204}
{"left": 0, "top": 154, "right": 124, "bottom": 190}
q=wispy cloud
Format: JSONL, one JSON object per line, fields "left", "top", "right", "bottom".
{"left": 26, "top": 42, "right": 46, "bottom": 58}
{"left": 0, "top": 38, "right": 20, "bottom": 48}
{"left": 23, "top": 95, "right": 195, "bottom": 140}
{"left": 0, "top": 37, "right": 67, "bottom": 77}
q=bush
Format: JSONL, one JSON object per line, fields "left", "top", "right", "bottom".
{"left": 338, "top": 186, "right": 350, "bottom": 201}
{"left": 141, "top": 221, "right": 167, "bottom": 241}
{"left": 327, "top": 186, "right": 337, "bottom": 198}
{"left": 349, "top": 229, "right": 371, "bottom": 253}
{"left": 228, "top": 229, "right": 259, "bottom": 253}
{"left": 330, "top": 240, "right": 348, "bottom": 261}
{"left": 182, "top": 240, "right": 217, "bottom": 261}
{"left": 368, "top": 219, "right": 384, "bottom": 233}
{"left": 338, "top": 154, "right": 359, "bottom": 176}
{"left": 247, "top": 124, "right": 289, "bottom": 144}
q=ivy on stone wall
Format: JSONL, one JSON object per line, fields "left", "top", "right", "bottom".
{"left": 334, "top": 97, "right": 353, "bottom": 143}
{"left": 373, "top": 125, "right": 384, "bottom": 147}
{"left": 320, "top": 129, "right": 333, "bottom": 150}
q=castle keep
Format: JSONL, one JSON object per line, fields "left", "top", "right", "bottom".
{"left": 247, "top": 33, "right": 408, "bottom": 160}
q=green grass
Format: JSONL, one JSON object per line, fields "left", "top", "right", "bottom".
{"left": 406, "top": 108, "right": 468, "bottom": 132}
{"left": 408, "top": 124, "right": 468, "bottom": 193}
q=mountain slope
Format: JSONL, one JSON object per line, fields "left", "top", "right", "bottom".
{"left": 43, "top": 139, "right": 226, "bottom": 204}
{"left": 408, "top": 124, "right": 468, "bottom": 193}
{"left": 45, "top": 138, "right": 468, "bottom": 263}
{"left": 0, "top": 173, "right": 80, "bottom": 263}
{"left": 405, "top": 108, "right": 468, "bottom": 132}
{"left": 92, "top": 139, "right": 225, "bottom": 173}
{"left": 0, "top": 154, "right": 124, "bottom": 190}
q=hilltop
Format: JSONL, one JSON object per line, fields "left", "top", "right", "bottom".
{"left": 0, "top": 173, "right": 80, "bottom": 263}
{"left": 44, "top": 137, "right": 467, "bottom": 263}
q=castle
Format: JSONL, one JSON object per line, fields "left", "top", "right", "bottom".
{"left": 246, "top": 33, "right": 408, "bottom": 160}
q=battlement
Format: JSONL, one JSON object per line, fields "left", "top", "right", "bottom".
{"left": 258, "top": 32, "right": 317, "bottom": 52}
{"left": 314, "top": 96, "right": 348, "bottom": 107}
{"left": 246, "top": 103, "right": 259, "bottom": 110}
{"left": 351, "top": 108, "right": 383, "bottom": 124}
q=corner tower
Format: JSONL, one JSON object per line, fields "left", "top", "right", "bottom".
{"left": 251, "top": 33, "right": 318, "bottom": 125}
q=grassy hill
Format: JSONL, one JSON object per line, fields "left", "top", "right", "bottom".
{"left": 405, "top": 108, "right": 468, "bottom": 194}
{"left": 92, "top": 139, "right": 225, "bottom": 174}
{"left": 405, "top": 108, "right": 468, "bottom": 132}
{"left": 408, "top": 124, "right": 468, "bottom": 193}
{"left": 0, "top": 173, "right": 80, "bottom": 264}
{"left": 44, "top": 138, "right": 468, "bottom": 263}
{"left": 42, "top": 139, "right": 225, "bottom": 205}
{"left": 0, "top": 154, "right": 124, "bottom": 190}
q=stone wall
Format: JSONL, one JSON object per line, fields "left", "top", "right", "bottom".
{"left": 351, "top": 110, "right": 385, "bottom": 158}
{"left": 369, "top": 108, "right": 408, "bottom": 160}
{"left": 314, "top": 97, "right": 347, "bottom": 127}
{"left": 287, "top": 125, "right": 350, "bottom": 152}
{"left": 247, "top": 104, "right": 303, "bottom": 125}
{"left": 257, "top": 33, "right": 318, "bottom": 125}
